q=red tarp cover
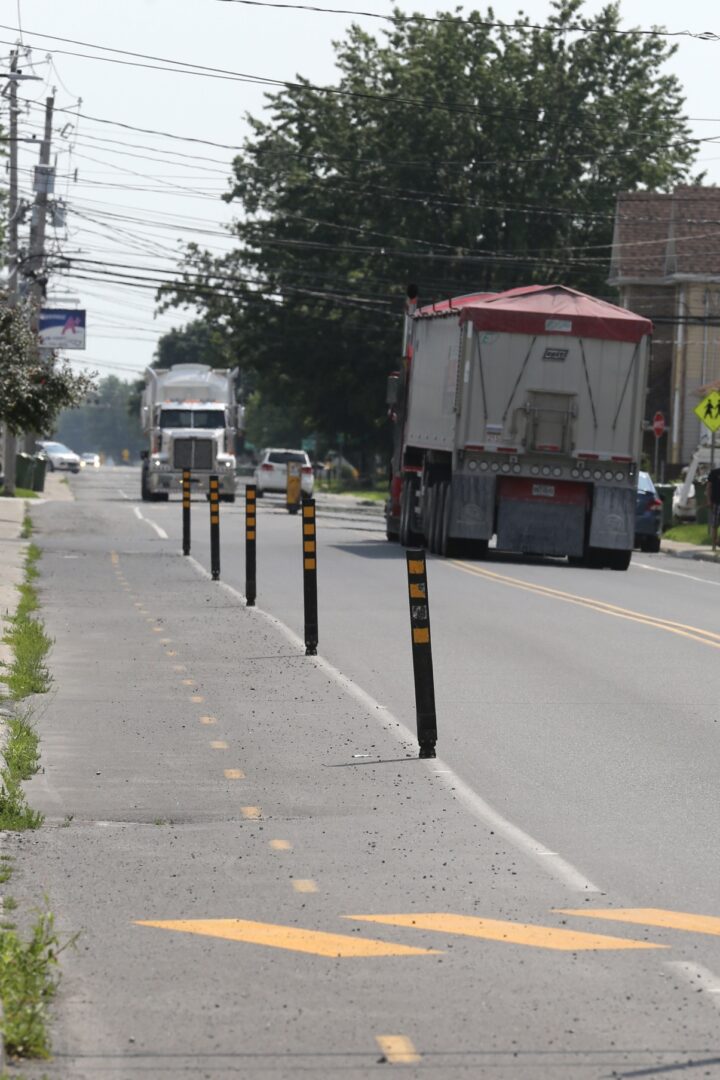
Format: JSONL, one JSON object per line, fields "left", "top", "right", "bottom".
{"left": 454, "top": 285, "right": 652, "bottom": 344}
{"left": 416, "top": 292, "right": 495, "bottom": 317}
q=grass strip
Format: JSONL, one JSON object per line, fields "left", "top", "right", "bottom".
{"left": 0, "top": 909, "right": 65, "bottom": 1059}
{"left": 663, "top": 523, "right": 713, "bottom": 545}
{"left": 0, "top": 487, "right": 37, "bottom": 500}
{"left": 0, "top": 542, "right": 49, "bottom": 829}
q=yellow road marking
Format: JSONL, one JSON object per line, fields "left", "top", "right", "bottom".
{"left": 348, "top": 913, "right": 665, "bottom": 951}
{"left": 558, "top": 908, "right": 720, "bottom": 937}
{"left": 134, "top": 602, "right": 143, "bottom": 608}
{"left": 181, "top": 679, "right": 195, "bottom": 686}
{"left": 293, "top": 879, "right": 318, "bottom": 894}
{"left": 211, "top": 740, "right": 228, "bottom": 750}
{"left": 200, "top": 715, "right": 217, "bottom": 725}
{"left": 135, "top": 919, "right": 440, "bottom": 958}
{"left": 110, "top": 552, "right": 119, "bottom": 565}
{"left": 224, "top": 769, "right": 245, "bottom": 780}
{"left": 450, "top": 560, "right": 720, "bottom": 651}
{"left": 376, "top": 1036, "right": 421, "bottom": 1065}
{"left": 173, "top": 665, "right": 186, "bottom": 672}
{"left": 165, "top": 650, "right": 177, "bottom": 657}
{"left": 145, "top": 617, "right": 154, "bottom": 623}
{"left": 241, "top": 806, "right": 261, "bottom": 819}
{"left": 160, "top": 638, "right": 172, "bottom": 644}
{"left": 152, "top": 626, "right": 163, "bottom": 633}
{"left": 191, "top": 695, "right": 204, "bottom": 703}
{"left": 270, "top": 839, "right": 292, "bottom": 851}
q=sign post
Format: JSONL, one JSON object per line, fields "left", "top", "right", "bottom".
{"left": 694, "top": 391, "right": 720, "bottom": 470}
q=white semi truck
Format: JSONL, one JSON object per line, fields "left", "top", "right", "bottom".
{"left": 385, "top": 285, "right": 652, "bottom": 570}
{"left": 140, "top": 364, "right": 241, "bottom": 502}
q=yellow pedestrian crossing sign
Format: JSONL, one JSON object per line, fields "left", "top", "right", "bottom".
{"left": 695, "top": 390, "right": 720, "bottom": 432}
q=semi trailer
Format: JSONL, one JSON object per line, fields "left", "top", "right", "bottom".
{"left": 385, "top": 285, "right": 652, "bottom": 570}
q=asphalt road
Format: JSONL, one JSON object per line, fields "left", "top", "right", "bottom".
{"left": 10, "top": 466, "right": 720, "bottom": 1079}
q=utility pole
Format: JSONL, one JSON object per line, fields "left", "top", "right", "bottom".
{"left": 2, "top": 51, "right": 20, "bottom": 496}
{"left": 22, "top": 94, "right": 55, "bottom": 455}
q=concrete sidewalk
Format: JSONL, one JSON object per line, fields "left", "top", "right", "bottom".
{"left": 661, "top": 537, "right": 719, "bottom": 564}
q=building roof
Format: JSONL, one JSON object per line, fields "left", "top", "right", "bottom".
{"left": 457, "top": 284, "right": 652, "bottom": 343}
{"left": 610, "top": 186, "right": 720, "bottom": 281}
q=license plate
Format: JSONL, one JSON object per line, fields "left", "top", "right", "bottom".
{"left": 532, "top": 484, "right": 555, "bottom": 498}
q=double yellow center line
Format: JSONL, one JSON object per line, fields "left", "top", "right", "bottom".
{"left": 450, "top": 561, "right": 720, "bottom": 651}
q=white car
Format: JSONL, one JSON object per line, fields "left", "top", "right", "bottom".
{"left": 254, "top": 449, "right": 314, "bottom": 497}
{"left": 81, "top": 452, "right": 101, "bottom": 469}
{"left": 36, "top": 440, "right": 82, "bottom": 474}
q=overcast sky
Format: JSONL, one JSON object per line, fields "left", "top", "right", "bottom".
{"left": 4, "top": 0, "right": 720, "bottom": 383}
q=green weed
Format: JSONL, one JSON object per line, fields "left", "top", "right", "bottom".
{"left": 0, "top": 909, "right": 69, "bottom": 1058}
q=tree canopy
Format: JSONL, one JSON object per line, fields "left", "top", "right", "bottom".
{"left": 160, "top": 0, "right": 697, "bottom": 462}
{"left": 0, "top": 296, "right": 95, "bottom": 435}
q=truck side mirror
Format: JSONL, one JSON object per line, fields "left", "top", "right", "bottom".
{"left": 386, "top": 373, "right": 401, "bottom": 407}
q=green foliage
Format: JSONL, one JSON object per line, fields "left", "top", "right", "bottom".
{"left": 0, "top": 295, "right": 96, "bottom": 435}
{"left": 159, "top": 0, "right": 697, "bottom": 459}
{"left": 0, "top": 909, "right": 63, "bottom": 1058}
{"left": 55, "top": 375, "right": 144, "bottom": 460}
{"left": 663, "top": 523, "right": 713, "bottom": 545}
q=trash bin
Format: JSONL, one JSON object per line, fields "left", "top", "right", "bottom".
{"left": 695, "top": 483, "right": 708, "bottom": 526}
{"left": 14, "top": 452, "right": 33, "bottom": 490}
{"left": 31, "top": 455, "right": 46, "bottom": 493}
{"left": 655, "top": 484, "right": 675, "bottom": 531}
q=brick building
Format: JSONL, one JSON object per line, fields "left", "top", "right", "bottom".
{"left": 609, "top": 186, "right": 720, "bottom": 470}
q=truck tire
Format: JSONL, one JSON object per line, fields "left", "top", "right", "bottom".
{"left": 399, "top": 477, "right": 421, "bottom": 547}
{"left": 607, "top": 548, "right": 632, "bottom": 571}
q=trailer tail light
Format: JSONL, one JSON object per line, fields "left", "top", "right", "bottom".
{"left": 301, "top": 466, "right": 313, "bottom": 475}
{"left": 536, "top": 444, "right": 561, "bottom": 452}
{"left": 611, "top": 455, "right": 633, "bottom": 463}
{"left": 260, "top": 463, "right": 273, "bottom": 471}
{"left": 577, "top": 452, "right": 599, "bottom": 460}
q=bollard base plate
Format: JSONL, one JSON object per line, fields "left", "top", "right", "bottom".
{"left": 305, "top": 644, "right": 318, "bottom": 656}
{"left": 246, "top": 599, "right": 256, "bottom": 607}
{"left": 418, "top": 743, "right": 437, "bottom": 759}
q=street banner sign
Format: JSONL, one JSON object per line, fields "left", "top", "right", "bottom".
{"left": 652, "top": 411, "right": 665, "bottom": 439}
{"left": 38, "top": 308, "right": 86, "bottom": 350}
{"left": 694, "top": 390, "right": 720, "bottom": 433}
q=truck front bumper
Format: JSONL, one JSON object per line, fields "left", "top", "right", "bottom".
{"left": 148, "top": 469, "right": 236, "bottom": 495}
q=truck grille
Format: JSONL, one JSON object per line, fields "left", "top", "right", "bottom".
{"left": 173, "top": 438, "right": 214, "bottom": 471}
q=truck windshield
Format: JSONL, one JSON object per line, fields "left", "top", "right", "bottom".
{"left": 159, "top": 409, "right": 225, "bottom": 429}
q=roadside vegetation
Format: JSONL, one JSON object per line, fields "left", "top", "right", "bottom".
{"left": 0, "top": 524, "right": 64, "bottom": 1062}
{"left": 0, "top": 487, "right": 37, "bottom": 500}
{"left": 663, "top": 523, "right": 714, "bottom": 546}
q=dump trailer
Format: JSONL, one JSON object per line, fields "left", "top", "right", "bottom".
{"left": 385, "top": 285, "right": 652, "bottom": 570}
{"left": 140, "top": 364, "right": 241, "bottom": 501}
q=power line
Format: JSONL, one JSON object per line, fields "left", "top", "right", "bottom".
{"left": 214, "top": 0, "right": 720, "bottom": 41}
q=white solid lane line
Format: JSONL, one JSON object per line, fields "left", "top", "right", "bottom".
{"left": 132, "top": 506, "right": 168, "bottom": 540}
{"left": 118, "top": 489, "right": 129, "bottom": 500}
{"left": 633, "top": 562, "right": 720, "bottom": 587}
{"left": 186, "top": 556, "right": 600, "bottom": 895}
{"left": 665, "top": 962, "right": 720, "bottom": 1010}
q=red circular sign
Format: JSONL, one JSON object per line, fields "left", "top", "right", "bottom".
{"left": 652, "top": 411, "right": 665, "bottom": 438}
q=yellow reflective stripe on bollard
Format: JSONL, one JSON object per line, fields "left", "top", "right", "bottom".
{"left": 413, "top": 627, "right": 430, "bottom": 644}
{"left": 408, "top": 559, "right": 425, "bottom": 575}
{"left": 409, "top": 583, "right": 426, "bottom": 599}
{"left": 303, "top": 505, "right": 314, "bottom": 517}
{"left": 247, "top": 531, "right": 255, "bottom": 540}
{"left": 303, "top": 524, "right": 315, "bottom": 536}
{"left": 304, "top": 541, "right": 315, "bottom": 553}
{"left": 304, "top": 559, "right": 316, "bottom": 570}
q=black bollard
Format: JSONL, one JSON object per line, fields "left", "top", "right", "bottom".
{"left": 405, "top": 549, "right": 437, "bottom": 758}
{"left": 209, "top": 475, "right": 220, "bottom": 581}
{"left": 245, "top": 483, "right": 257, "bottom": 607}
{"left": 182, "top": 469, "right": 191, "bottom": 556}
{"left": 302, "top": 498, "right": 318, "bottom": 655}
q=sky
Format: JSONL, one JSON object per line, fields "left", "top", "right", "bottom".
{"left": 3, "top": 0, "right": 720, "bottom": 383}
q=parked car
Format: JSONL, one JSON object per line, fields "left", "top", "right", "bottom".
{"left": 36, "top": 440, "right": 81, "bottom": 474}
{"left": 81, "top": 453, "right": 101, "bottom": 468}
{"left": 635, "top": 471, "right": 663, "bottom": 552}
{"left": 254, "top": 449, "right": 314, "bottom": 497}
{"left": 672, "top": 479, "right": 697, "bottom": 522}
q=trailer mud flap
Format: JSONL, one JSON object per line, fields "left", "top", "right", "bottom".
{"left": 450, "top": 474, "right": 495, "bottom": 539}
{"left": 496, "top": 477, "right": 587, "bottom": 558}
{"left": 588, "top": 485, "right": 634, "bottom": 551}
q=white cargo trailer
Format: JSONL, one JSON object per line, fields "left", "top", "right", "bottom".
{"left": 140, "top": 364, "right": 241, "bottom": 502}
{"left": 386, "top": 285, "right": 652, "bottom": 570}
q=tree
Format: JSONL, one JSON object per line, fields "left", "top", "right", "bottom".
{"left": 160, "top": 0, "right": 697, "bottom": 459}
{"left": 0, "top": 296, "right": 95, "bottom": 435}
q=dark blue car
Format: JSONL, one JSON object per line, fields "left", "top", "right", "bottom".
{"left": 635, "top": 471, "right": 662, "bottom": 553}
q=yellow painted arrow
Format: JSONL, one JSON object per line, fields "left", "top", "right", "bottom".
{"left": 557, "top": 908, "right": 720, "bottom": 937}
{"left": 347, "top": 913, "right": 665, "bottom": 951}
{"left": 135, "top": 918, "right": 440, "bottom": 958}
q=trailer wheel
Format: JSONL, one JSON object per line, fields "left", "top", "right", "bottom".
{"left": 607, "top": 549, "right": 632, "bottom": 571}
